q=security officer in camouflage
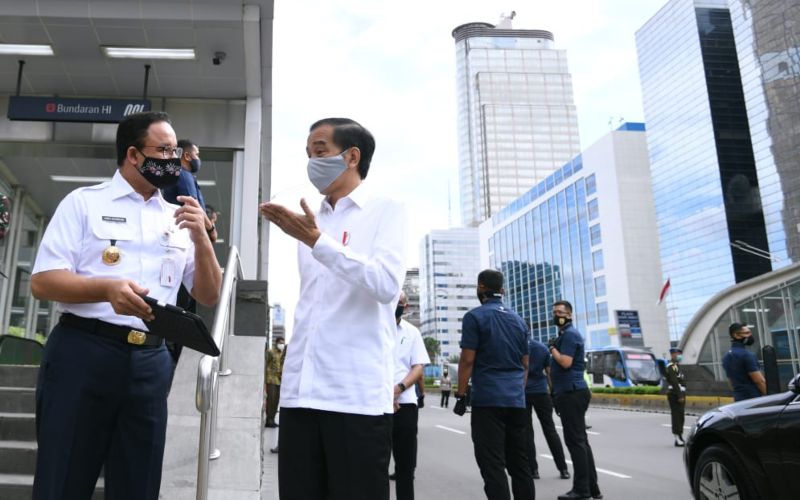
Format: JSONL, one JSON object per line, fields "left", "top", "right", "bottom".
{"left": 665, "top": 348, "right": 686, "bottom": 447}
{"left": 265, "top": 338, "right": 286, "bottom": 428}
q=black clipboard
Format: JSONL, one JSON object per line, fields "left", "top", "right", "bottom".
{"left": 142, "top": 296, "right": 220, "bottom": 356}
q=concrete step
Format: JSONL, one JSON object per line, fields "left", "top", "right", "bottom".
{"left": 0, "top": 473, "right": 104, "bottom": 500}
{"left": 0, "top": 387, "right": 35, "bottom": 413}
{"left": 0, "top": 413, "right": 35, "bottom": 442}
{"left": 0, "top": 441, "right": 36, "bottom": 475}
{"left": 0, "top": 365, "right": 39, "bottom": 389}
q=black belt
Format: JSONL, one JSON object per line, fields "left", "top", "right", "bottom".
{"left": 59, "top": 313, "right": 163, "bottom": 348}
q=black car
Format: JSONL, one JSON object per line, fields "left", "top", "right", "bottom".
{"left": 684, "top": 373, "right": 800, "bottom": 499}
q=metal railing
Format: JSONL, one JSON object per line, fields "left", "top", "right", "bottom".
{"left": 195, "top": 246, "right": 243, "bottom": 500}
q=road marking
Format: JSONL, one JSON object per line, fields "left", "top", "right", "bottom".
{"left": 429, "top": 406, "right": 444, "bottom": 410}
{"left": 555, "top": 425, "right": 600, "bottom": 436}
{"left": 540, "top": 455, "right": 632, "bottom": 479}
{"left": 436, "top": 425, "right": 466, "bottom": 435}
{"left": 661, "top": 424, "right": 692, "bottom": 429}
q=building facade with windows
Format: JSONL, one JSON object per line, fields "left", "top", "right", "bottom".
{"left": 419, "top": 228, "right": 480, "bottom": 365}
{"left": 636, "top": 0, "right": 779, "bottom": 342}
{"left": 452, "top": 19, "right": 581, "bottom": 227}
{"left": 402, "top": 267, "right": 421, "bottom": 328}
{"left": 478, "top": 124, "right": 670, "bottom": 356}
{"left": 727, "top": 0, "right": 800, "bottom": 265}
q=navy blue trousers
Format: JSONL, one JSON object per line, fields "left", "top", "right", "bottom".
{"left": 33, "top": 322, "right": 172, "bottom": 500}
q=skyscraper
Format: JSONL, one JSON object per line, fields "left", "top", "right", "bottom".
{"left": 402, "top": 267, "right": 421, "bottom": 328}
{"left": 727, "top": 0, "right": 800, "bottom": 265}
{"left": 419, "top": 228, "right": 480, "bottom": 365}
{"left": 452, "top": 17, "right": 581, "bottom": 227}
{"left": 636, "top": 0, "right": 773, "bottom": 340}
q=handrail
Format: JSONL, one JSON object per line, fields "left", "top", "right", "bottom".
{"left": 195, "top": 246, "right": 243, "bottom": 500}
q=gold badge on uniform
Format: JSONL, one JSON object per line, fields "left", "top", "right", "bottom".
{"left": 102, "top": 239, "right": 121, "bottom": 266}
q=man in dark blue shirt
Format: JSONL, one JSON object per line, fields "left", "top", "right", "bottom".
{"left": 454, "top": 269, "right": 534, "bottom": 500}
{"left": 526, "top": 337, "right": 570, "bottom": 480}
{"left": 722, "top": 323, "right": 766, "bottom": 401}
{"left": 548, "top": 300, "right": 601, "bottom": 500}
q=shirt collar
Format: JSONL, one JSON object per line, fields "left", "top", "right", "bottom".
{"left": 319, "top": 182, "right": 370, "bottom": 213}
{"left": 109, "top": 169, "right": 165, "bottom": 204}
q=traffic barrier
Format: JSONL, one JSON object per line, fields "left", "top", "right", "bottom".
{"left": 589, "top": 392, "right": 734, "bottom": 415}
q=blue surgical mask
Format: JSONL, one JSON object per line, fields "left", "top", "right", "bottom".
{"left": 189, "top": 158, "right": 201, "bottom": 173}
{"left": 307, "top": 149, "right": 349, "bottom": 193}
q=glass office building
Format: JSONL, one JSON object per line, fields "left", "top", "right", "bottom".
{"left": 728, "top": 0, "right": 800, "bottom": 265}
{"left": 419, "top": 228, "right": 480, "bottom": 364}
{"left": 452, "top": 21, "right": 581, "bottom": 227}
{"left": 402, "top": 268, "right": 421, "bottom": 328}
{"left": 479, "top": 124, "right": 670, "bottom": 355}
{"left": 636, "top": 0, "right": 773, "bottom": 341}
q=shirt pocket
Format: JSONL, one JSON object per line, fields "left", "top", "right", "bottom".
{"left": 89, "top": 218, "right": 137, "bottom": 268}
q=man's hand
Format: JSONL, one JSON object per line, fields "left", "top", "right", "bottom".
{"left": 547, "top": 336, "right": 558, "bottom": 350}
{"left": 259, "top": 199, "right": 321, "bottom": 248}
{"left": 175, "top": 196, "right": 211, "bottom": 244}
{"left": 417, "top": 394, "right": 425, "bottom": 408}
{"left": 453, "top": 394, "right": 467, "bottom": 416}
{"left": 106, "top": 280, "right": 154, "bottom": 321}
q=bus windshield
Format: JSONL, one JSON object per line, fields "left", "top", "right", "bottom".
{"left": 624, "top": 352, "right": 660, "bottom": 382}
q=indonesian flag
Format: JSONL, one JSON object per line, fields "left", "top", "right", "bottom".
{"left": 657, "top": 278, "right": 671, "bottom": 305}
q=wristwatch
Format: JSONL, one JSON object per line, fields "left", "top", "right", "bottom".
{"left": 397, "top": 382, "right": 407, "bottom": 392}
{"left": 206, "top": 224, "right": 216, "bottom": 234}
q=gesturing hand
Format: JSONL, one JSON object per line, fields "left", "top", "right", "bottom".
{"left": 259, "top": 199, "right": 321, "bottom": 247}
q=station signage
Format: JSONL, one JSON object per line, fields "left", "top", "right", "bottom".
{"left": 7, "top": 96, "right": 151, "bottom": 123}
{"left": 616, "top": 309, "right": 644, "bottom": 347}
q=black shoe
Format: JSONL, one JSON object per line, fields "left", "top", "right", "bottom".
{"left": 389, "top": 472, "right": 396, "bottom": 481}
{"left": 591, "top": 488, "right": 603, "bottom": 499}
{"left": 270, "top": 446, "right": 279, "bottom": 454}
{"left": 532, "top": 469, "right": 540, "bottom": 479}
{"left": 558, "top": 492, "right": 590, "bottom": 500}
{"left": 560, "top": 469, "right": 571, "bottom": 479}
{"left": 265, "top": 421, "right": 278, "bottom": 428}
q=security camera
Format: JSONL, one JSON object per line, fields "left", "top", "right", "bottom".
{"left": 212, "top": 51, "right": 226, "bottom": 66}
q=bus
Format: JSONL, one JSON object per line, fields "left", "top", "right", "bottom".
{"left": 585, "top": 347, "right": 662, "bottom": 387}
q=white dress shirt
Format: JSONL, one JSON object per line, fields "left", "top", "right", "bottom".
{"left": 280, "top": 185, "right": 408, "bottom": 415}
{"left": 394, "top": 319, "right": 430, "bottom": 405}
{"left": 32, "top": 170, "right": 196, "bottom": 330}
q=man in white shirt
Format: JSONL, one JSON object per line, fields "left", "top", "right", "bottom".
{"left": 29, "top": 111, "right": 221, "bottom": 500}
{"left": 260, "top": 117, "right": 407, "bottom": 500}
{"left": 391, "top": 291, "right": 430, "bottom": 500}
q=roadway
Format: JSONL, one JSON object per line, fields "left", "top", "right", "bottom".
{"left": 263, "top": 404, "right": 696, "bottom": 499}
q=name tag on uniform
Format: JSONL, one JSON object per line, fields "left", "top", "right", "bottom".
{"left": 160, "top": 257, "right": 176, "bottom": 287}
{"left": 101, "top": 216, "right": 127, "bottom": 223}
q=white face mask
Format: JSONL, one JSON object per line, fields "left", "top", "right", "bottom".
{"left": 306, "top": 149, "right": 349, "bottom": 192}
{"left": 276, "top": 343, "right": 284, "bottom": 352}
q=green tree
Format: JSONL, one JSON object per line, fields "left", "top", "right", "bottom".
{"left": 423, "top": 337, "right": 440, "bottom": 362}
{"left": 448, "top": 354, "right": 460, "bottom": 364}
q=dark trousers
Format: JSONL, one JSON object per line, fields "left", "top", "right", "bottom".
{"left": 33, "top": 323, "right": 172, "bottom": 500}
{"left": 441, "top": 390, "right": 451, "bottom": 407}
{"left": 278, "top": 407, "right": 392, "bottom": 500}
{"left": 554, "top": 389, "right": 598, "bottom": 497}
{"left": 392, "top": 404, "right": 419, "bottom": 500}
{"left": 266, "top": 384, "right": 280, "bottom": 423}
{"left": 667, "top": 393, "right": 685, "bottom": 436}
{"left": 526, "top": 392, "right": 568, "bottom": 473}
{"left": 471, "top": 406, "right": 535, "bottom": 500}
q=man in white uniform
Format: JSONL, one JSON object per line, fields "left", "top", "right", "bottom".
{"left": 29, "top": 111, "right": 221, "bottom": 500}
{"left": 260, "top": 117, "right": 407, "bottom": 500}
{"left": 391, "top": 291, "right": 430, "bottom": 500}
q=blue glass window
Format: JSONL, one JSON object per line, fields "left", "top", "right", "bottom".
{"left": 590, "top": 224, "right": 602, "bottom": 246}
{"left": 592, "top": 250, "right": 604, "bottom": 272}
{"left": 585, "top": 174, "right": 597, "bottom": 195}
{"left": 587, "top": 198, "right": 599, "bottom": 221}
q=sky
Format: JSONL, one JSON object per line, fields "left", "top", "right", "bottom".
{"left": 267, "top": 0, "right": 666, "bottom": 338}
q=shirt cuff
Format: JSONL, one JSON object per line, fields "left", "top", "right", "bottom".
{"left": 310, "top": 232, "right": 341, "bottom": 265}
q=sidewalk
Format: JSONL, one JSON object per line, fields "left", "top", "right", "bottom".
{"left": 261, "top": 422, "right": 279, "bottom": 499}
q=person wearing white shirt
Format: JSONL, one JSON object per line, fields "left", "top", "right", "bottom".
{"left": 391, "top": 292, "right": 430, "bottom": 500}
{"left": 29, "top": 111, "right": 222, "bottom": 500}
{"left": 260, "top": 117, "right": 407, "bottom": 500}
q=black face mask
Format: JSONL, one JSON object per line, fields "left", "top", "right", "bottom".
{"left": 553, "top": 316, "right": 571, "bottom": 328}
{"left": 137, "top": 151, "right": 182, "bottom": 188}
{"left": 736, "top": 335, "right": 755, "bottom": 346}
{"left": 395, "top": 304, "right": 405, "bottom": 320}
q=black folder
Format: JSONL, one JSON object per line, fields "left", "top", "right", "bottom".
{"left": 142, "top": 296, "right": 220, "bottom": 356}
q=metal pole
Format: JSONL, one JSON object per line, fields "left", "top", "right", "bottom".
{"left": 219, "top": 283, "right": 236, "bottom": 377}
{"left": 142, "top": 64, "right": 151, "bottom": 100}
{"left": 209, "top": 369, "right": 221, "bottom": 460}
{"left": 196, "top": 409, "right": 211, "bottom": 500}
{"left": 15, "top": 60, "right": 24, "bottom": 96}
